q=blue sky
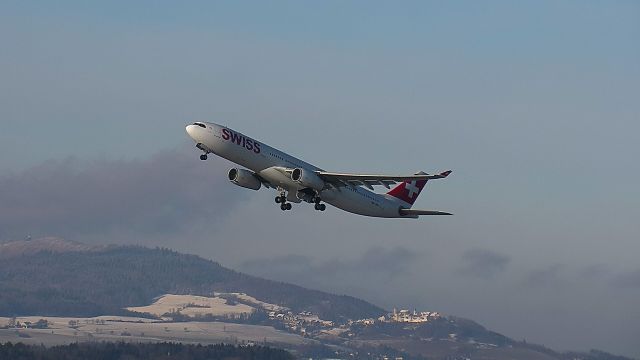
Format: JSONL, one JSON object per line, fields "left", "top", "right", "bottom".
{"left": 1, "top": 1, "right": 639, "bottom": 357}
{"left": 2, "top": 1, "right": 638, "bottom": 170}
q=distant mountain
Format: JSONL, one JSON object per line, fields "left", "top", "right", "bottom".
{"left": 0, "top": 238, "right": 384, "bottom": 321}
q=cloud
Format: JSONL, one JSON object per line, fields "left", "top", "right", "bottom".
{"left": 458, "top": 248, "right": 510, "bottom": 279}
{"left": 346, "top": 246, "right": 420, "bottom": 278}
{"left": 240, "top": 246, "right": 420, "bottom": 280}
{"left": 611, "top": 269, "right": 640, "bottom": 289}
{"left": 523, "top": 264, "right": 565, "bottom": 287}
{"left": 0, "top": 147, "right": 241, "bottom": 244}
{"left": 578, "top": 264, "right": 612, "bottom": 280}
{"left": 238, "top": 246, "right": 420, "bottom": 299}
{"left": 239, "top": 254, "right": 314, "bottom": 280}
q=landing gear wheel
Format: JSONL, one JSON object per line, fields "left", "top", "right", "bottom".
{"left": 280, "top": 203, "right": 292, "bottom": 211}
{"left": 319, "top": 204, "right": 326, "bottom": 211}
{"left": 200, "top": 154, "right": 208, "bottom": 161}
{"left": 275, "top": 196, "right": 282, "bottom": 204}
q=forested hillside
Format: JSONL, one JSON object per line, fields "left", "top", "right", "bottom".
{"left": 0, "top": 342, "right": 293, "bottom": 360}
{"left": 0, "top": 241, "right": 384, "bottom": 321}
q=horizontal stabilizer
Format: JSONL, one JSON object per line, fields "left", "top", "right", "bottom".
{"left": 399, "top": 209, "right": 453, "bottom": 216}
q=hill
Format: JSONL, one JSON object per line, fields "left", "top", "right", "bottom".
{"left": 0, "top": 239, "right": 634, "bottom": 360}
{"left": 0, "top": 239, "right": 383, "bottom": 321}
{"left": 0, "top": 237, "right": 101, "bottom": 259}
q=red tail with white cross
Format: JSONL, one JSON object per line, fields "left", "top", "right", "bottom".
{"left": 387, "top": 174, "right": 429, "bottom": 206}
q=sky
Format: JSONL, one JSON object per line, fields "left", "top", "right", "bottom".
{"left": 1, "top": 0, "right": 639, "bottom": 357}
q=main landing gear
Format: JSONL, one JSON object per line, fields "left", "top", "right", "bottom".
{"left": 313, "top": 197, "right": 326, "bottom": 211}
{"left": 274, "top": 190, "right": 325, "bottom": 212}
{"left": 275, "top": 194, "right": 292, "bottom": 211}
{"left": 200, "top": 154, "right": 208, "bottom": 161}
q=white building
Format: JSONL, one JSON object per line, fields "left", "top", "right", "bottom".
{"left": 388, "top": 308, "right": 441, "bottom": 323}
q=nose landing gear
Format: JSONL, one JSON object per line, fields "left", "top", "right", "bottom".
{"left": 196, "top": 143, "right": 210, "bottom": 160}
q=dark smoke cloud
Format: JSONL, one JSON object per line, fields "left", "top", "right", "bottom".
{"left": 0, "top": 148, "right": 241, "bottom": 244}
{"left": 458, "top": 248, "right": 510, "bottom": 279}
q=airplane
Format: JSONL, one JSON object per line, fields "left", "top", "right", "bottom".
{"left": 185, "top": 122, "right": 453, "bottom": 218}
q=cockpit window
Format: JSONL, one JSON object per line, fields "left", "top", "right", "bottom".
{"left": 193, "top": 122, "right": 206, "bottom": 128}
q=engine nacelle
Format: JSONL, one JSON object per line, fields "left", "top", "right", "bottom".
{"left": 228, "top": 168, "right": 261, "bottom": 190}
{"left": 291, "top": 168, "right": 325, "bottom": 190}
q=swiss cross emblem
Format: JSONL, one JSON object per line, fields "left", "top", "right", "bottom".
{"left": 405, "top": 181, "right": 420, "bottom": 199}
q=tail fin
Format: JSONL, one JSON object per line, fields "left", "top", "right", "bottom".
{"left": 387, "top": 171, "right": 429, "bottom": 207}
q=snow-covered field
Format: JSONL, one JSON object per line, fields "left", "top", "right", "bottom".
{"left": 126, "top": 294, "right": 255, "bottom": 318}
{"left": 0, "top": 316, "right": 310, "bottom": 347}
{"left": 0, "top": 294, "right": 300, "bottom": 347}
{"left": 225, "top": 293, "right": 288, "bottom": 312}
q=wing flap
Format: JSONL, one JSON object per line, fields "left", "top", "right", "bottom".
{"left": 319, "top": 170, "right": 452, "bottom": 188}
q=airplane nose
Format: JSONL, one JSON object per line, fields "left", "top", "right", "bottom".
{"left": 185, "top": 124, "right": 197, "bottom": 139}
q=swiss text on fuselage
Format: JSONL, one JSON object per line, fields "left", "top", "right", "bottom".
{"left": 221, "top": 128, "right": 261, "bottom": 154}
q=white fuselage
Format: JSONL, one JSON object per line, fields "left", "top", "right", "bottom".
{"left": 186, "top": 122, "right": 408, "bottom": 218}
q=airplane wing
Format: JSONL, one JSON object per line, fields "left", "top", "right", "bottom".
{"left": 399, "top": 209, "right": 453, "bottom": 216}
{"left": 254, "top": 173, "right": 277, "bottom": 189}
{"left": 317, "top": 170, "right": 452, "bottom": 190}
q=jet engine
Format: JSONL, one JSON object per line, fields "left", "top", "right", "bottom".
{"left": 291, "top": 168, "right": 325, "bottom": 190}
{"left": 228, "top": 168, "right": 261, "bottom": 190}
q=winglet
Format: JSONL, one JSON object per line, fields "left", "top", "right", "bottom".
{"left": 440, "top": 170, "right": 452, "bottom": 177}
